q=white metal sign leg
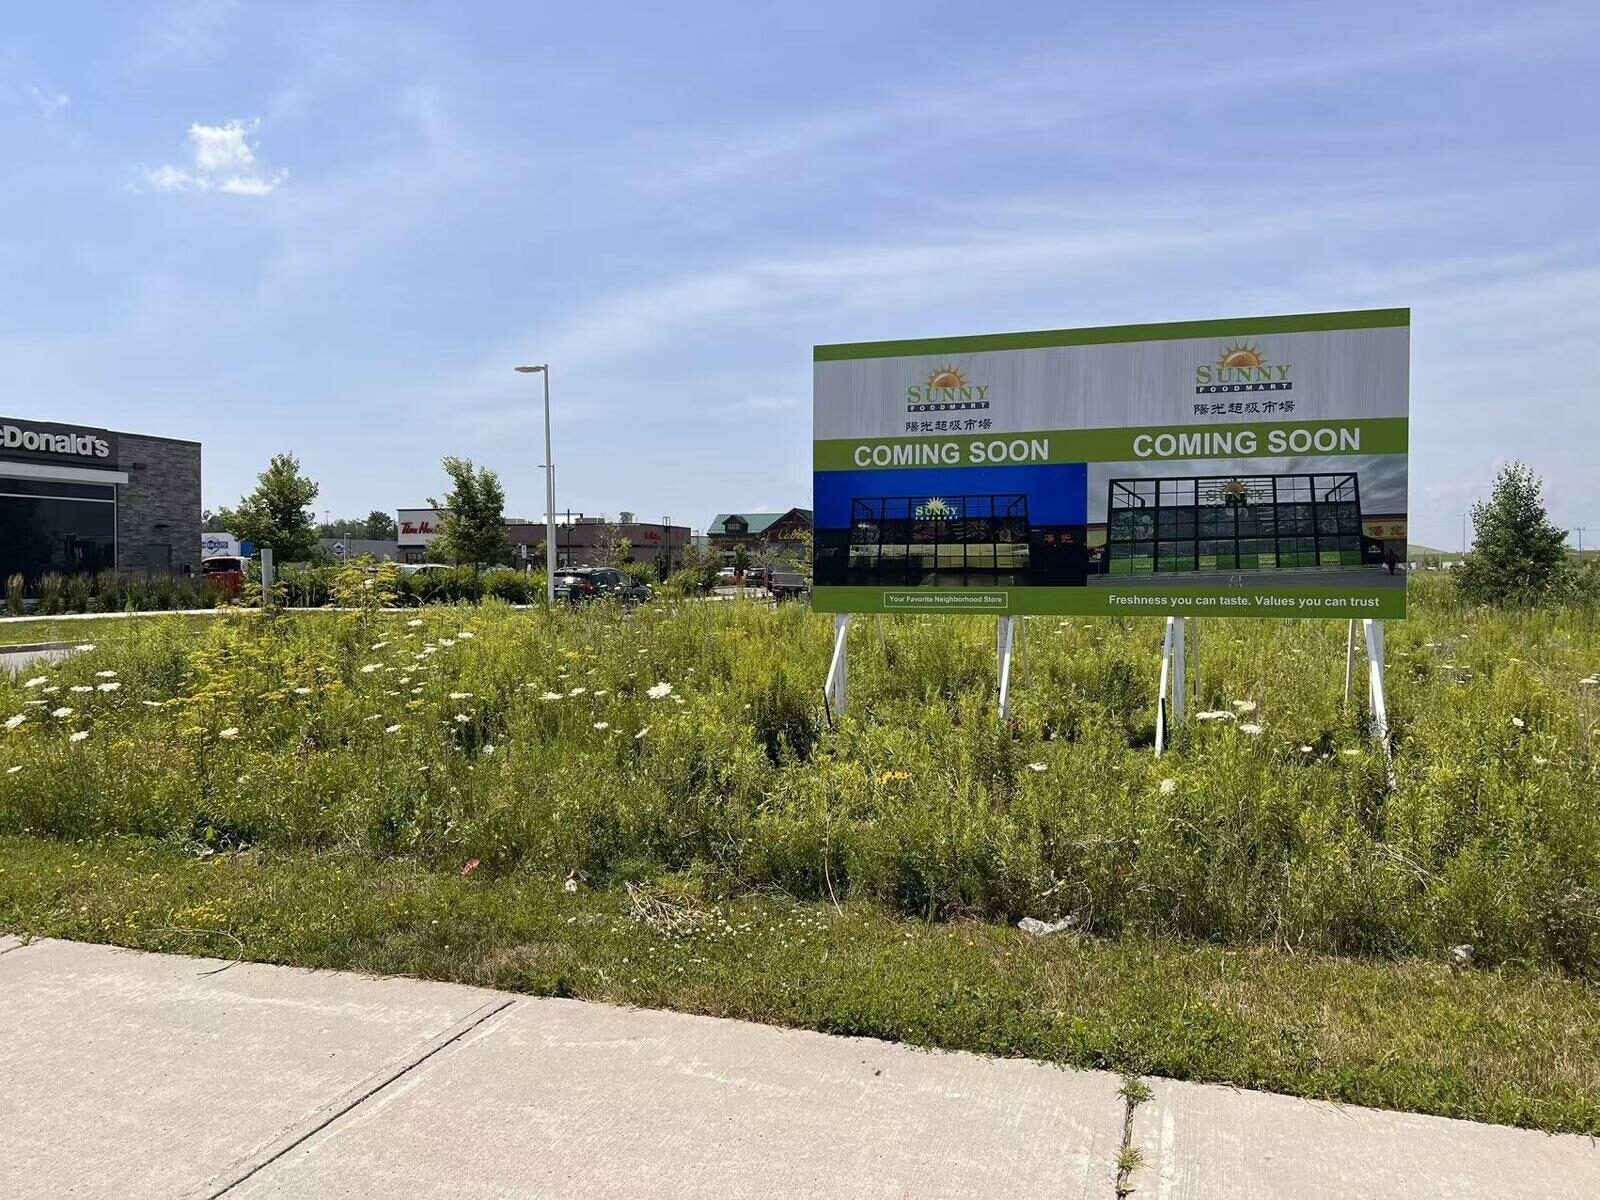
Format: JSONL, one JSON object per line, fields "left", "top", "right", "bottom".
{"left": 997, "top": 616, "right": 1017, "bottom": 720}
{"left": 1344, "top": 619, "right": 1356, "bottom": 706}
{"left": 1363, "top": 619, "right": 1389, "bottom": 745}
{"left": 823, "top": 614, "right": 852, "bottom": 718}
{"left": 1171, "top": 616, "right": 1187, "bottom": 725}
{"left": 1156, "top": 616, "right": 1174, "bottom": 755}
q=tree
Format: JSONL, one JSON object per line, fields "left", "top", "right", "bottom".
{"left": 595, "top": 520, "right": 632, "bottom": 568}
{"left": 363, "top": 510, "right": 397, "bottom": 541}
{"left": 428, "top": 457, "right": 513, "bottom": 568}
{"left": 217, "top": 453, "right": 320, "bottom": 562}
{"left": 1454, "top": 462, "right": 1572, "bottom": 606}
{"left": 201, "top": 509, "right": 230, "bottom": 533}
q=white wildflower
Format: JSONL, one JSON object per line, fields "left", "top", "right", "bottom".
{"left": 438, "top": 638, "right": 455, "bottom": 648}
{"left": 293, "top": 687, "right": 312, "bottom": 696}
{"left": 74, "top": 643, "right": 96, "bottom": 651}
{"left": 384, "top": 724, "right": 403, "bottom": 734}
{"left": 1533, "top": 755, "right": 1550, "bottom": 766}
{"left": 141, "top": 700, "right": 163, "bottom": 708}
{"left": 1195, "top": 710, "right": 1235, "bottom": 721}
{"left": 1299, "top": 744, "right": 1314, "bottom": 753}
{"left": 540, "top": 691, "right": 563, "bottom": 701}
{"left": 568, "top": 686, "right": 586, "bottom": 696}
{"left": 593, "top": 689, "right": 608, "bottom": 696}
{"left": 635, "top": 726, "right": 650, "bottom": 739}
{"left": 70, "top": 686, "right": 94, "bottom": 694}
{"left": 407, "top": 618, "right": 425, "bottom": 628}
{"left": 1239, "top": 723, "right": 1263, "bottom": 735}
{"left": 359, "top": 664, "right": 381, "bottom": 673}
{"left": 593, "top": 721, "right": 610, "bottom": 731}
{"left": 1231, "top": 700, "right": 1258, "bottom": 713}
{"left": 95, "top": 670, "right": 117, "bottom": 678}
{"left": 457, "top": 631, "right": 474, "bottom": 639}
{"left": 411, "top": 687, "right": 424, "bottom": 695}
{"left": 448, "top": 692, "right": 473, "bottom": 700}
{"left": 563, "top": 878, "right": 579, "bottom": 894}
{"left": 370, "top": 641, "right": 390, "bottom": 651}
{"left": 647, "top": 681, "right": 673, "bottom": 699}
{"left": 51, "top": 707, "right": 74, "bottom": 718}
{"left": 1580, "top": 676, "right": 1599, "bottom": 687}
{"left": 1510, "top": 716, "right": 1525, "bottom": 729}
{"left": 363, "top": 714, "right": 382, "bottom": 722}
{"left": 454, "top": 713, "right": 470, "bottom": 724}
{"left": 1026, "top": 761, "right": 1047, "bottom": 772}
{"left": 41, "top": 686, "right": 59, "bottom": 694}
{"left": 1159, "top": 778, "right": 1177, "bottom": 795}
{"left": 4, "top": 714, "right": 25, "bottom": 731}
{"left": 482, "top": 744, "right": 495, "bottom": 756}
{"left": 5, "top": 765, "right": 20, "bottom": 774}
{"left": 69, "top": 730, "right": 89, "bottom": 743}
{"left": 23, "top": 676, "right": 48, "bottom": 689}
{"left": 97, "top": 682, "right": 121, "bottom": 692}
{"left": 218, "top": 728, "right": 239, "bottom": 740}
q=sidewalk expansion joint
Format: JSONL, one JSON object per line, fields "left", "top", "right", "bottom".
{"left": 204, "top": 994, "right": 517, "bottom": 1198}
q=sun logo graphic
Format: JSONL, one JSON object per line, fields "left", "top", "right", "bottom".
{"left": 907, "top": 364, "right": 991, "bottom": 413}
{"left": 1195, "top": 341, "right": 1292, "bottom": 394}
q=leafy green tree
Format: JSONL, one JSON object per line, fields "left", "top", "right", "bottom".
{"left": 218, "top": 453, "right": 321, "bottom": 562}
{"left": 363, "top": 510, "right": 398, "bottom": 540}
{"left": 1455, "top": 462, "right": 1572, "bottom": 606}
{"left": 428, "top": 457, "right": 513, "bottom": 568}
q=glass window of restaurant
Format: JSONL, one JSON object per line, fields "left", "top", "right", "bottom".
{"left": 0, "top": 476, "right": 117, "bottom": 581}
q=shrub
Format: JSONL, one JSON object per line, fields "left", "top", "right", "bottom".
{"left": 4, "top": 573, "right": 22, "bottom": 615}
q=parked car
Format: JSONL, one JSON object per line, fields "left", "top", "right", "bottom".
{"left": 554, "top": 567, "right": 652, "bottom": 605}
{"left": 200, "top": 554, "right": 250, "bottom": 596}
{"left": 768, "top": 568, "right": 810, "bottom": 601}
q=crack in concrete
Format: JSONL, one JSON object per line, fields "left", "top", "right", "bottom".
{"left": 206, "top": 996, "right": 518, "bottom": 1197}
{"left": 1113, "top": 1075, "right": 1150, "bottom": 1198}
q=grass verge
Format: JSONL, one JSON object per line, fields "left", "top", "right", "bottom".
{"left": 3, "top": 833, "right": 1597, "bottom": 1135}
{"left": 0, "top": 612, "right": 226, "bottom": 647}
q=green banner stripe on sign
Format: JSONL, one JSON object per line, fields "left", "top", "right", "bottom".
{"left": 811, "top": 585, "right": 1407, "bottom": 619}
{"left": 814, "top": 308, "right": 1410, "bottom": 362}
{"left": 814, "top": 417, "right": 1408, "bottom": 471}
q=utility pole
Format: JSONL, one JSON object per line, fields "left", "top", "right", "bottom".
{"left": 1575, "top": 527, "right": 1588, "bottom": 554}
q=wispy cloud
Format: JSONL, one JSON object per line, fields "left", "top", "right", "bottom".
{"left": 137, "top": 118, "right": 287, "bottom": 196}
{"left": 29, "top": 86, "right": 68, "bottom": 118}
{"left": 128, "top": 0, "right": 236, "bottom": 70}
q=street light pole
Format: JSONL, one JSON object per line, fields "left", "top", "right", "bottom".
{"left": 515, "top": 364, "right": 557, "bottom": 607}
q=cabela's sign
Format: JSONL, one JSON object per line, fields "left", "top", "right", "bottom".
{"left": 1, "top": 418, "right": 116, "bottom": 462}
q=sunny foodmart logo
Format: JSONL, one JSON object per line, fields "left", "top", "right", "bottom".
{"left": 906, "top": 365, "right": 991, "bottom": 413}
{"left": 1194, "top": 342, "right": 1292, "bottom": 394}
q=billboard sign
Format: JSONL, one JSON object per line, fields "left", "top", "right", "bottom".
{"left": 813, "top": 309, "right": 1409, "bottom": 618}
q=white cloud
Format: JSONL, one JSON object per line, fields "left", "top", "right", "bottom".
{"left": 141, "top": 119, "right": 287, "bottom": 197}
{"left": 30, "top": 87, "right": 69, "bottom": 118}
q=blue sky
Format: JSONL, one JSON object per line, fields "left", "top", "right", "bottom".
{"left": 2, "top": 1, "right": 1598, "bottom": 549}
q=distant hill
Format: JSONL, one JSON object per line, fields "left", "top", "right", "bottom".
{"left": 1408, "top": 543, "right": 1457, "bottom": 559}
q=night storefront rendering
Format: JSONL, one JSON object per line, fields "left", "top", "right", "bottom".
{"left": 0, "top": 416, "right": 201, "bottom": 583}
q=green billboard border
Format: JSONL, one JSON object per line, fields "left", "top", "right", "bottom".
{"left": 814, "top": 417, "right": 1408, "bottom": 471}
{"left": 814, "top": 307, "right": 1410, "bottom": 362}
{"left": 811, "top": 584, "right": 1406, "bottom": 619}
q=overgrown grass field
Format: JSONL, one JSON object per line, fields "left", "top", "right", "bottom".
{"left": 3, "top": 577, "right": 1599, "bottom": 1131}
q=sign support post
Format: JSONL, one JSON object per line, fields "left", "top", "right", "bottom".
{"left": 823, "top": 614, "right": 852, "bottom": 721}
{"left": 1155, "top": 616, "right": 1189, "bottom": 756}
{"left": 997, "top": 617, "right": 1017, "bottom": 720}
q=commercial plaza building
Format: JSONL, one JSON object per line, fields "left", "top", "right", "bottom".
{"left": 397, "top": 507, "right": 690, "bottom": 575}
{"left": 1, "top": 415, "right": 201, "bottom": 582}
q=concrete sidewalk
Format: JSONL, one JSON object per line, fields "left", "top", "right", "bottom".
{"left": 2, "top": 936, "right": 1595, "bottom": 1198}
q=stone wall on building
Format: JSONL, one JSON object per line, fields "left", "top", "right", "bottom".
{"left": 116, "top": 434, "right": 202, "bottom": 577}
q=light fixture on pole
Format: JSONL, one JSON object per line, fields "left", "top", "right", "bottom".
{"left": 514, "top": 364, "right": 556, "bottom": 607}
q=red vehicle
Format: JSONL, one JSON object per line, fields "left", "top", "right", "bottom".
{"left": 201, "top": 555, "right": 249, "bottom": 596}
